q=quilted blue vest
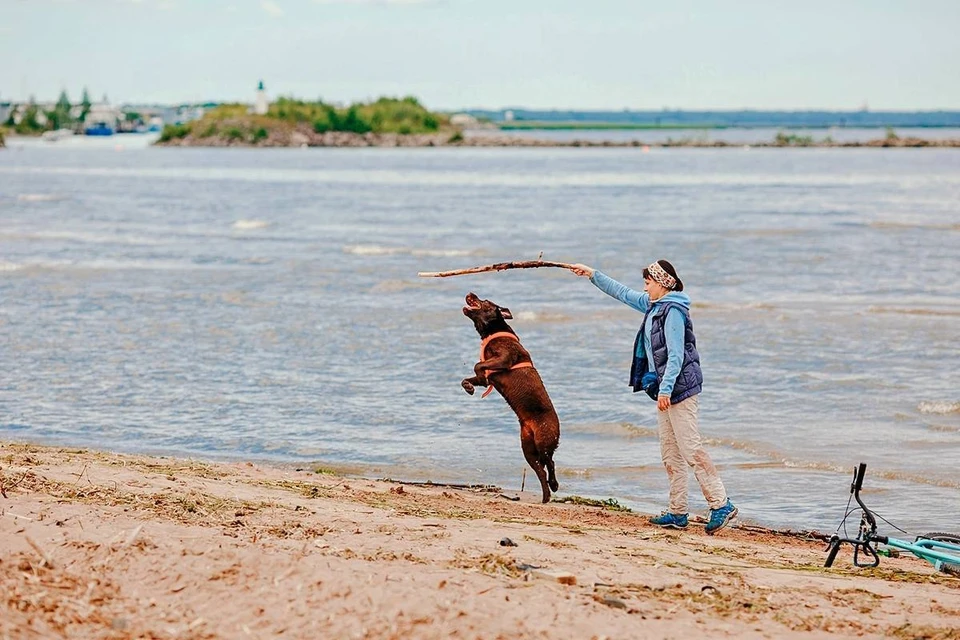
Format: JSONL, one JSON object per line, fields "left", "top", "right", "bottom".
{"left": 629, "top": 301, "right": 703, "bottom": 403}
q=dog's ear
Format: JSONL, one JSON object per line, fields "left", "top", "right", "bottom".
{"left": 498, "top": 306, "right": 513, "bottom": 320}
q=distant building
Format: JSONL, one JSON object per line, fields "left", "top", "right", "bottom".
{"left": 504, "top": 110, "right": 515, "bottom": 122}
{"left": 450, "top": 113, "right": 479, "bottom": 128}
{"left": 254, "top": 80, "right": 268, "bottom": 115}
{"left": 175, "top": 105, "right": 206, "bottom": 124}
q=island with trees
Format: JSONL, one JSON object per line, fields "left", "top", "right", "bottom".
{"left": 155, "top": 96, "right": 464, "bottom": 147}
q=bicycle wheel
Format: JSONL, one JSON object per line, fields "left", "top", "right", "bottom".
{"left": 917, "top": 532, "right": 960, "bottom": 544}
{"left": 917, "top": 533, "right": 960, "bottom": 577}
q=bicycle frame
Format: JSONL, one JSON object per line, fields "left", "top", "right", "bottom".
{"left": 824, "top": 463, "right": 960, "bottom": 572}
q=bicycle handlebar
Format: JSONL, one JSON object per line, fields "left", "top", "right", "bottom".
{"left": 826, "top": 462, "right": 883, "bottom": 569}
{"left": 854, "top": 462, "right": 866, "bottom": 492}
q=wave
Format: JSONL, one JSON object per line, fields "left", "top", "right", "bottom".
{"left": 869, "top": 221, "right": 960, "bottom": 231}
{"left": 560, "top": 422, "right": 658, "bottom": 439}
{"left": 16, "top": 193, "right": 68, "bottom": 202}
{"left": 0, "top": 258, "right": 203, "bottom": 273}
{"left": 513, "top": 310, "right": 574, "bottom": 323}
{"left": 867, "top": 306, "right": 960, "bottom": 317}
{"left": 572, "top": 422, "right": 960, "bottom": 490}
{"left": 0, "top": 230, "right": 162, "bottom": 246}
{"left": 232, "top": 219, "right": 271, "bottom": 230}
{"left": 725, "top": 228, "right": 812, "bottom": 237}
{"left": 558, "top": 464, "right": 661, "bottom": 479}
{"left": 927, "top": 424, "right": 960, "bottom": 433}
{"left": 918, "top": 401, "right": 960, "bottom": 415}
{"left": 692, "top": 301, "right": 777, "bottom": 311}
{"left": 369, "top": 279, "right": 430, "bottom": 293}
{"left": 343, "top": 244, "right": 482, "bottom": 258}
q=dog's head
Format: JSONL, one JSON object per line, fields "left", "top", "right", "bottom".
{"left": 463, "top": 292, "right": 512, "bottom": 336}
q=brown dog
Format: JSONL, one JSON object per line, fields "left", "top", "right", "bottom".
{"left": 461, "top": 292, "right": 560, "bottom": 503}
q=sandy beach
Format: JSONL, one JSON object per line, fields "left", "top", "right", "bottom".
{"left": 1, "top": 442, "right": 957, "bottom": 639}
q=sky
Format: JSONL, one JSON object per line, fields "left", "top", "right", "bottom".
{"left": 2, "top": 0, "right": 959, "bottom": 110}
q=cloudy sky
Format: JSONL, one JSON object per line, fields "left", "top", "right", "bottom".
{"left": 2, "top": 0, "right": 958, "bottom": 110}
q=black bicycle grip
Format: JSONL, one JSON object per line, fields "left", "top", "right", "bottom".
{"left": 854, "top": 463, "right": 867, "bottom": 492}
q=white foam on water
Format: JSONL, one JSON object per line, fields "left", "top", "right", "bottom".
{"left": 410, "top": 248, "right": 479, "bottom": 257}
{"left": 232, "top": 219, "right": 271, "bottom": 230}
{"left": 918, "top": 400, "right": 960, "bottom": 415}
{"left": 1, "top": 230, "right": 163, "bottom": 246}
{"left": 343, "top": 244, "right": 403, "bottom": 256}
{"left": 343, "top": 244, "right": 477, "bottom": 257}
{"left": 17, "top": 193, "right": 67, "bottom": 202}
{"left": 513, "top": 310, "right": 574, "bottom": 323}
{"left": 0, "top": 261, "right": 23, "bottom": 272}
{"left": 4, "top": 258, "right": 204, "bottom": 273}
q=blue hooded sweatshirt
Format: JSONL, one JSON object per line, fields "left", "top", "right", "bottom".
{"left": 590, "top": 269, "right": 698, "bottom": 399}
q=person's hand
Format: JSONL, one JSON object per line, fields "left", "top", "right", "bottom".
{"left": 570, "top": 263, "right": 594, "bottom": 278}
{"left": 657, "top": 395, "right": 672, "bottom": 411}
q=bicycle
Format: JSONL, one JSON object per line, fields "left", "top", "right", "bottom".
{"left": 824, "top": 462, "right": 960, "bottom": 577}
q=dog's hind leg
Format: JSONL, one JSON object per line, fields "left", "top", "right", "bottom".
{"left": 545, "top": 455, "right": 559, "bottom": 493}
{"left": 521, "top": 426, "right": 550, "bottom": 503}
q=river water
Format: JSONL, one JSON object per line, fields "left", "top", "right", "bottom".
{"left": 1, "top": 137, "right": 958, "bottom": 535}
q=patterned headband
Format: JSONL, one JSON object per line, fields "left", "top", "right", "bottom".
{"left": 647, "top": 262, "right": 677, "bottom": 290}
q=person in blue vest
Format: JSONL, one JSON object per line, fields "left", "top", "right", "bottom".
{"left": 570, "top": 260, "right": 738, "bottom": 534}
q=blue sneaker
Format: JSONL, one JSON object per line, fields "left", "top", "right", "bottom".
{"left": 705, "top": 499, "right": 738, "bottom": 535}
{"left": 649, "top": 512, "right": 689, "bottom": 529}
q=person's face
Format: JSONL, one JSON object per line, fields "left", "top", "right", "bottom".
{"left": 644, "top": 276, "right": 669, "bottom": 301}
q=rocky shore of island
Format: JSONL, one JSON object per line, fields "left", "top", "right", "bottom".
{"left": 155, "top": 125, "right": 960, "bottom": 149}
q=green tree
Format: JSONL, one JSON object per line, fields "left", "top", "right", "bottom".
{"left": 56, "top": 89, "right": 71, "bottom": 112}
{"left": 341, "top": 106, "right": 372, "bottom": 134}
{"left": 15, "top": 99, "right": 45, "bottom": 135}
{"left": 80, "top": 87, "right": 92, "bottom": 121}
{"left": 48, "top": 89, "right": 73, "bottom": 130}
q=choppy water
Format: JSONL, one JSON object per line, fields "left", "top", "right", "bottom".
{"left": 1, "top": 138, "right": 958, "bottom": 536}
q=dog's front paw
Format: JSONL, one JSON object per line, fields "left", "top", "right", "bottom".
{"left": 461, "top": 380, "right": 475, "bottom": 395}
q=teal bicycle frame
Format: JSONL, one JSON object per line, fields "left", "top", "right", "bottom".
{"left": 825, "top": 463, "right": 960, "bottom": 574}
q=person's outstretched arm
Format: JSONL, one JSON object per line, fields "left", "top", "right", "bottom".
{"left": 571, "top": 264, "right": 650, "bottom": 313}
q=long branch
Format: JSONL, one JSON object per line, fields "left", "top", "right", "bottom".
{"left": 418, "top": 260, "right": 578, "bottom": 278}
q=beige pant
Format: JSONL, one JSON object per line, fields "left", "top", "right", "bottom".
{"left": 657, "top": 394, "right": 727, "bottom": 513}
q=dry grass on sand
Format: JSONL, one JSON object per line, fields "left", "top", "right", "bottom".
{"left": 1, "top": 442, "right": 958, "bottom": 639}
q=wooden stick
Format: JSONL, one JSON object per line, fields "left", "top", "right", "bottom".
{"left": 383, "top": 480, "right": 502, "bottom": 492}
{"left": 418, "top": 260, "right": 579, "bottom": 278}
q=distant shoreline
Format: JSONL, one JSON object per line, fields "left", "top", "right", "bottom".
{"left": 498, "top": 122, "right": 960, "bottom": 131}
{"left": 155, "top": 130, "right": 960, "bottom": 148}
{"left": 6, "top": 129, "right": 960, "bottom": 150}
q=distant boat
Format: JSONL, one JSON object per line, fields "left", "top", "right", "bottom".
{"left": 85, "top": 121, "right": 115, "bottom": 136}
{"left": 84, "top": 104, "right": 119, "bottom": 136}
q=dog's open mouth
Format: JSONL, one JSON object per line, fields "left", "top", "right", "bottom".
{"left": 463, "top": 293, "right": 481, "bottom": 313}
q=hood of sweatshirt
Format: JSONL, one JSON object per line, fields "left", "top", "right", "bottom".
{"left": 651, "top": 291, "right": 691, "bottom": 311}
